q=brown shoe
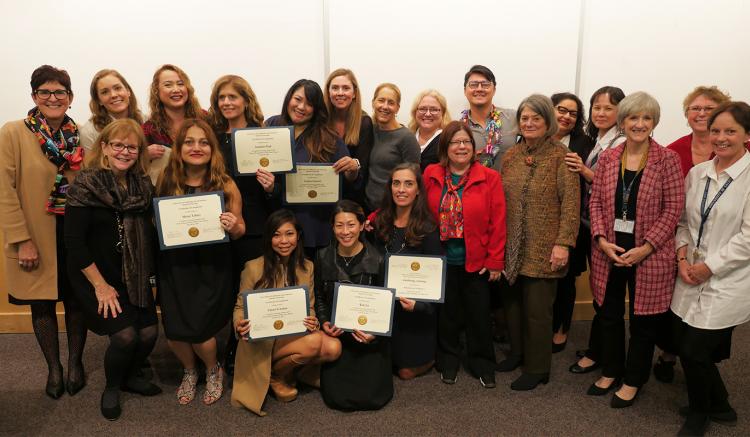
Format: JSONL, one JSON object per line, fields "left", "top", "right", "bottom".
{"left": 269, "top": 374, "right": 298, "bottom": 402}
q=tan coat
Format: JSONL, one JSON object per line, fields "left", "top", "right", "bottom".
{"left": 230, "top": 256, "right": 315, "bottom": 416}
{"left": 0, "top": 120, "right": 78, "bottom": 300}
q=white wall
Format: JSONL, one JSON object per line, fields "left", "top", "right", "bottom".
{"left": 1, "top": 0, "right": 748, "bottom": 146}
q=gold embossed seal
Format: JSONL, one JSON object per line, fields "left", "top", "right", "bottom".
{"left": 259, "top": 157, "right": 270, "bottom": 167}
{"left": 188, "top": 227, "right": 200, "bottom": 237}
{"left": 273, "top": 320, "right": 284, "bottom": 330}
{"left": 410, "top": 262, "right": 421, "bottom": 271}
{"left": 308, "top": 190, "right": 318, "bottom": 199}
{"left": 357, "top": 315, "right": 367, "bottom": 326}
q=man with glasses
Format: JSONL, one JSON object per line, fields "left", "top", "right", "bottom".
{"left": 460, "top": 65, "right": 517, "bottom": 170}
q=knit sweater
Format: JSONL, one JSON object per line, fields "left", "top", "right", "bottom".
{"left": 500, "top": 138, "right": 580, "bottom": 279}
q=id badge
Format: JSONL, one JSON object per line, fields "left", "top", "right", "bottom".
{"left": 613, "top": 219, "right": 634, "bottom": 234}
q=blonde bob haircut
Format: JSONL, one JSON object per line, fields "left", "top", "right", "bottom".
{"left": 617, "top": 91, "right": 661, "bottom": 129}
{"left": 682, "top": 86, "right": 731, "bottom": 115}
{"left": 147, "top": 64, "right": 203, "bottom": 141}
{"left": 87, "top": 118, "right": 149, "bottom": 175}
{"left": 407, "top": 89, "right": 452, "bottom": 133}
{"left": 88, "top": 69, "right": 144, "bottom": 131}
{"left": 324, "top": 68, "right": 365, "bottom": 145}
{"left": 208, "top": 74, "right": 264, "bottom": 132}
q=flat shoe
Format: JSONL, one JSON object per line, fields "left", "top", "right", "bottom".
{"left": 100, "top": 389, "right": 121, "bottom": 421}
{"left": 510, "top": 373, "right": 549, "bottom": 391}
{"left": 586, "top": 378, "right": 620, "bottom": 396}
{"left": 552, "top": 340, "right": 567, "bottom": 354}
{"left": 496, "top": 356, "right": 522, "bottom": 373}
{"left": 122, "top": 378, "right": 162, "bottom": 396}
{"left": 653, "top": 356, "right": 676, "bottom": 383}
{"left": 678, "top": 406, "right": 737, "bottom": 426}
{"left": 569, "top": 361, "right": 600, "bottom": 374}
{"left": 611, "top": 388, "right": 640, "bottom": 408}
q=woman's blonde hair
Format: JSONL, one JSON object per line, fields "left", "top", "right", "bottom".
{"left": 372, "top": 83, "right": 401, "bottom": 106}
{"left": 88, "top": 69, "right": 144, "bottom": 131}
{"left": 87, "top": 119, "right": 149, "bottom": 175}
{"left": 682, "top": 86, "right": 731, "bottom": 115}
{"left": 147, "top": 64, "right": 203, "bottom": 141}
{"left": 407, "top": 89, "right": 452, "bottom": 133}
{"left": 208, "top": 74, "right": 264, "bottom": 132}
{"left": 324, "top": 68, "right": 364, "bottom": 145}
{"left": 155, "top": 118, "right": 234, "bottom": 205}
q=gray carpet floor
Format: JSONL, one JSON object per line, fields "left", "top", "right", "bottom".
{"left": 0, "top": 321, "right": 748, "bottom": 436}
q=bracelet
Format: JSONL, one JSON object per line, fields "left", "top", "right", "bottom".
{"left": 353, "top": 158, "right": 361, "bottom": 170}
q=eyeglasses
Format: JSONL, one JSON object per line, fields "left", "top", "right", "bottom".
{"left": 449, "top": 139, "right": 473, "bottom": 147}
{"left": 687, "top": 106, "right": 716, "bottom": 114}
{"left": 467, "top": 81, "right": 493, "bottom": 90}
{"left": 34, "top": 89, "right": 69, "bottom": 100}
{"left": 108, "top": 141, "right": 139, "bottom": 154}
{"left": 556, "top": 106, "right": 579, "bottom": 118}
{"left": 417, "top": 106, "right": 442, "bottom": 115}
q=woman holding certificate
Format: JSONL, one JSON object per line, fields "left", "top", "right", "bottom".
{"left": 325, "top": 69, "right": 374, "bottom": 209}
{"left": 315, "top": 200, "right": 392, "bottom": 410}
{"left": 65, "top": 119, "right": 160, "bottom": 420}
{"left": 156, "top": 118, "right": 245, "bottom": 406}
{"left": 266, "top": 79, "right": 359, "bottom": 258}
{"left": 233, "top": 209, "right": 340, "bottom": 415}
{"left": 372, "top": 163, "right": 442, "bottom": 379}
{"left": 0, "top": 65, "right": 87, "bottom": 400}
{"left": 585, "top": 92, "right": 683, "bottom": 407}
{"left": 423, "top": 121, "right": 506, "bottom": 388}
{"left": 671, "top": 101, "right": 750, "bottom": 435}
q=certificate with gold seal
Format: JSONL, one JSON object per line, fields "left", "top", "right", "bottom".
{"left": 232, "top": 126, "right": 295, "bottom": 175}
{"left": 242, "top": 286, "right": 310, "bottom": 341}
{"left": 284, "top": 163, "right": 341, "bottom": 204}
{"left": 384, "top": 254, "right": 446, "bottom": 303}
{"left": 331, "top": 283, "right": 395, "bottom": 336}
{"left": 153, "top": 191, "right": 228, "bottom": 250}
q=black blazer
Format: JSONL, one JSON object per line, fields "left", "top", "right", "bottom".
{"left": 419, "top": 133, "right": 441, "bottom": 173}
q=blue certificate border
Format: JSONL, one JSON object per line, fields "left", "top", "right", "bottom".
{"left": 241, "top": 286, "right": 310, "bottom": 342}
{"left": 152, "top": 191, "right": 229, "bottom": 251}
{"left": 331, "top": 282, "right": 395, "bottom": 337}
{"left": 283, "top": 162, "right": 342, "bottom": 205}
{"left": 230, "top": 125, "right": 296, "bottom": 176}
{"left": 384, "top": 254, "right": 447, "bottom": 303}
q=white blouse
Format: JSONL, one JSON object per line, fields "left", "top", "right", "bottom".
{"left": 671, "top": 151, "right": 750, "bottom": 329}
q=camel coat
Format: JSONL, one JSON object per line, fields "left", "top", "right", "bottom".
{"left": 230, "top": 257, "right": 316, "bottom": 416}
{"left": 0, "top": 120, "right": 78, "bottom": 300}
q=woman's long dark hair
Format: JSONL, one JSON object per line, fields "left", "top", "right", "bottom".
{"left": 551, "top": 92, "right": 586, "bottom": 140}
{"left": 585, "top": 86, "right": 625, "bottom": 139}
{"left": 280, "top": 79, "right": 338, "bottom": 162}
{"left": 255, "top": 209, "right": 307, "bottom": 289}
{"left": 374, "top": 162, "right": 436, "bottom": 247}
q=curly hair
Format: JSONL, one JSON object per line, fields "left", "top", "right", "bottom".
{"left": 88, "top": 69, "right": 144, "bottom": 131}
{"left": 147, "top": 64, "right": 203, "bottom": 142}
{"left": 208, "top": 74, "right": 264, "bottom": 132}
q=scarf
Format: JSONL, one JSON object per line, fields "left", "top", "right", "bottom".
{"left": 438, "top": 168, "right": 470, "bottom": 241}
{"left": 66, "top": 168, "right": 155, "bottom": 308}
{"left": 24, "top": 107, "right": 83, "bottom": 215}
{"left": 460, "top": 106, "right": 503, "bottom": 167}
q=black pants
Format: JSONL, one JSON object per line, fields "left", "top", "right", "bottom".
{"left": 674, "top": 314, "right": 734, "bottom": 415}
{"left": 553, "top": 270, "right": 577, "bottom": 334}
{"left": 437, "top": 266, "right": 495, "bottom": 377}
{"left": 594, "top": 265, "right": 669, "bottom": 387}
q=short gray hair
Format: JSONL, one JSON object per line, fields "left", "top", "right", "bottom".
{"left": 516, "top": 94, "right": 558, "bottom": 141}
{"left": 617, "top": 91, "right": 661, "bottom": 128}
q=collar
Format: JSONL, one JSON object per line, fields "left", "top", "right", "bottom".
{"left": 704, "top": 150, "right": 750, "bottom": 181}
{"left": 466, "top": 104, "right": 498, "bottom": 125}
{"left": 416, "top": 128, "right": 442, "bottom": 146}
{"left": 598, "top": 126, "right": 620, "bottom": 149}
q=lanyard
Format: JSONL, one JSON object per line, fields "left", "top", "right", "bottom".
{"left": 696, "top": 176, "right": 733, "bottom": 249}
{"left": 619, "top": 149, "right": 648, "bottom": 220}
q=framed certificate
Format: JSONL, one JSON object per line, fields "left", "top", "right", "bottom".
{"left": 331, "top": 283, "right": 395, "bottom": 336}
{"left": 153, "top": 191, "right": 228, "bottom": 250}
{"left": 283, "top": 163, "right": 341, "bottom": 204}
{"left": 232, "top": 126, "right": 295, "bottom": 175}
{"left": 242, "top": 286, "right": 310, "bottom": 341}
{"left": 384, "top": 254, "right": 447, "bottom": 303}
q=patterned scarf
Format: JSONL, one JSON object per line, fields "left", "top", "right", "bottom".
{"left": 460, "top": 106, "right": 503, "bottom": 167}
{"left": 66, "top": 168, "right": 155, "bottom": 308}
{"left": 24, "top": 107, "right": 82, "bottom": 215}
{"left": 438, "top": 168, "right": 470, "bottom": 241}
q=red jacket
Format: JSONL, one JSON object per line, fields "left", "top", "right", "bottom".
{"left": 423, "top": 162, "right": 506, "bottom": 273}
{"left": 589, "top": 140, "right": 684, "bottom": 315}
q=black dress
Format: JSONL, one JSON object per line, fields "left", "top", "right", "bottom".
{"left": 64, "top": 206, "right": 157, "bottom": 335}
{"left": 419, "top": 133, "right": 441, "bottom": 173}
{"left": 342, "top": 114, "right": 374, "bottom": 211}
{"left": 157, "top": 186, "right": 234, "bottom": 343}
{"left": 315, "top": 240, "right": 393, "bottom": 411}
{"left": 374, "top": 227, "right": 442, "bottom": 369}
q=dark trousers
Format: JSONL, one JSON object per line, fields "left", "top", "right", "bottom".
{"left": 553, "top": 270, "right": 577, "bottom": 334}
{"left": 594, "top": 265, "right": 669, "bottom": 386}
{"left": 437, "top": 266, "right": 495, "bottom": 377}
{"left": 501, "top": 276, "right": 557, "bottom": 374}
{"left": 674, "top": 314, "right": 734, "bottom": 415}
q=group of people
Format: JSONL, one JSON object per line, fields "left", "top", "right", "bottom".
{"left": 0, "top": 62, "right": 748, "bottom": 436}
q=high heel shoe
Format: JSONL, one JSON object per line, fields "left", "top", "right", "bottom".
{"left": 611, "top": 387, "right": 641, "bottom": 408}
{"left": 510, "top": 373, "right": 549, "bottom": 391}
{"left": 586, "top": 377, "right": 621, "bottom": 396}
{"left": 66, "top": 362, "right": 86, "bottom": 396}
{"left": 552, "top": 340, "right": 567, "bottom": 354}
{"left": 45, "top": 366, "right": 64, "bottom": 400}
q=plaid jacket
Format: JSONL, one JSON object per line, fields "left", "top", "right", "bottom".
{"left": 589, "top": 140, "right": 684, "bottom": 315}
